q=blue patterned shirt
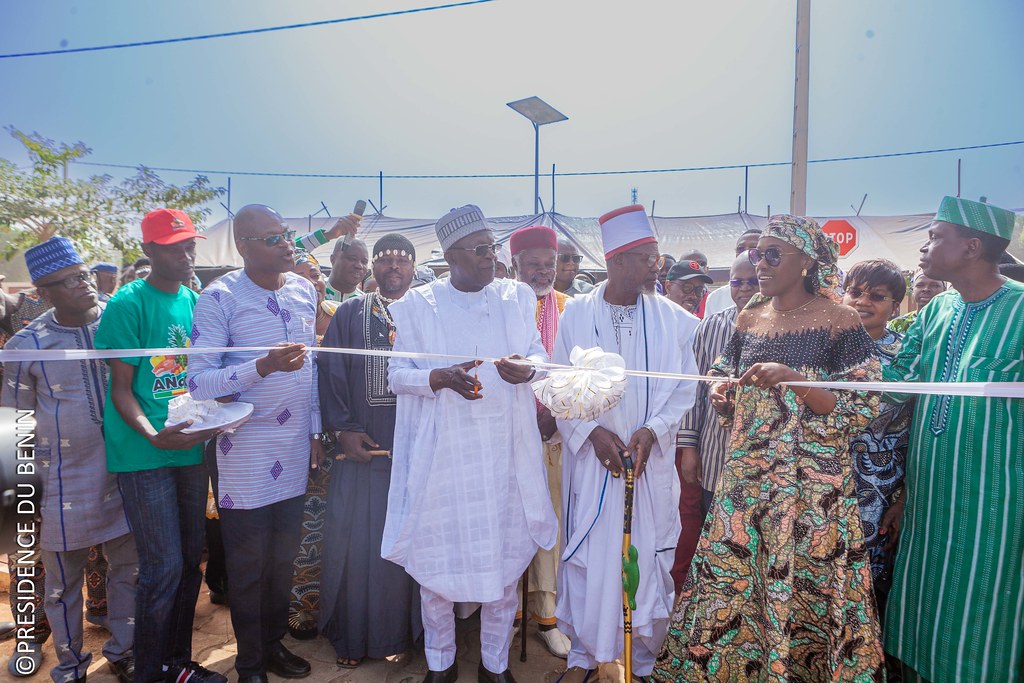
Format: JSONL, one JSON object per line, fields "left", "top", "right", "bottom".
{"left": 188, "top": 270, "right": 321, "bottom": 510}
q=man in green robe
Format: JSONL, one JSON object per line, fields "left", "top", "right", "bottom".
{"left": 883, "top": 196, "right": 1024, "bottom": 682}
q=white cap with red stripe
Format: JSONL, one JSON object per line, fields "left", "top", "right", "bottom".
{"left": 598, "top": 204, "right": 657, "bottom": 259}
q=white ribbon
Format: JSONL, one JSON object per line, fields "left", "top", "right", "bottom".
{"left": 1, "top": 346, "right": 1022, "bottom": 398}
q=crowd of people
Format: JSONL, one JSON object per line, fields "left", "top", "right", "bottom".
{"left": 1, "top": 194, "right": 1021, "bottom": 683}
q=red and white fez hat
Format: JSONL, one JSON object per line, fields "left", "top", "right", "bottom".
{"left": 598, "top": 205, "right": 657, "bottom": 259}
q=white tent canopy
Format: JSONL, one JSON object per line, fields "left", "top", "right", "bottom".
{"left": 195, "top": 211, "right": 939, "bottom": 271}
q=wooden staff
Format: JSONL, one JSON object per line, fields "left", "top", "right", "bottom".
{"left": 334, "top": 449, "right": 391, "bottom": 460}
{"left": 620, "top": 453, "right": 639, "bottom": 683}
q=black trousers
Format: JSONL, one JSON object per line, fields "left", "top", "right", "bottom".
{"left": 219, "top": 495, "right": 305, "bottom": 677}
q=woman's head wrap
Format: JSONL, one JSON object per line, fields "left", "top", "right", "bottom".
{"left": 293, "top": 250, "right": 320, "bottom": 267}
{"left": 758, "top": 214, "right": 841, "bottom": 302}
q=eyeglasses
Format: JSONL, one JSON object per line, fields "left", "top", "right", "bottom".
{"left": 845, "top": 287, "right": 895, "bottom": 303}
{"left": 557, "top": 253, "right": 584, "bottom": 264}
{"left": 629, "top": 253, "right": 666, "bottom": 270}
{"left": 670, "top": 281, "right": 706, "bottom": 296}
{"left": 448, "top": 243, "right": 500, "bottom": 258}
{"left": 37, "top": 271, "right": 95, "bottom": 290}
{"left": 747, "top": 247, "right": 803, "bottom": 268}
{"left": 237, "top": 230, "right": 296, "bottom": 247}
{"left": 729, "top": 277, "right": 759, "bottom": 288}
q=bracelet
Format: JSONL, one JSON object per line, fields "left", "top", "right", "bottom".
{"left": 794, "top": 386, "right": 812, "bottom": 400}
{"left": 526, "top": 367, "right": 537, "bottom": 382}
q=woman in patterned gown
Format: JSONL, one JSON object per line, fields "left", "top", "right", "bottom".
{"left": 653, "top": 215, "right": 884, "bottom": 682}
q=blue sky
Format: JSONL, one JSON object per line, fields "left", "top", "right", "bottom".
{"left": 1, "top": 0, "right": 1021, "bottom": 223}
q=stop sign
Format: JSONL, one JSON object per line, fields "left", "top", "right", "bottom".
{"left": 822, "top": 219, "right": 858, "bottom": 257}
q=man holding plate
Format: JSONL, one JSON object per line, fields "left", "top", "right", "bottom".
{"left": 188, "top": 204, "right": 324, "bottom": 683}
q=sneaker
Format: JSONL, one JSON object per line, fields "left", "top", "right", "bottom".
{"left": 166, "top": 661, "right": 228, "bottom": 683}
{"left": 7, "top": 641, "right": 45, "bottom": 678}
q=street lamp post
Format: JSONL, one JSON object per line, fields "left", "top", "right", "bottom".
{"left": 507, "top": 96, "right": 568, "bottom": 215}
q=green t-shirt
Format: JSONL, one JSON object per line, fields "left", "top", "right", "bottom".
{"left": 94, "top": 279, "right": 203, "bottom": 472}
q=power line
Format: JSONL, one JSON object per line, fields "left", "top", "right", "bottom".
{"left": 72, "top": 139, "right": 1024, "bottom": 180}
{"left": 0, "top": 0, "right": 495, "bottom": 59}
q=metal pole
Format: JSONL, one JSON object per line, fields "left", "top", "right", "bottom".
{"left": 551, "top": 163, "right": 556, "bottom": 214}
{"left": 227, "top": 177, "right": 231, "bottom": 216}
{"left": 790, "top": 0, "right": 811, "bottom": 215}
{"left": 743, "top": 166, "right": 749, "bottom": 213}
{"left": 957, "top": 158, "right": 961, "bottom": 198}
{"left": 534, "top": 122, "right": 540, "bottom": 215}
{"left": 379, "top": 171, "right": 384, "bottom": 212}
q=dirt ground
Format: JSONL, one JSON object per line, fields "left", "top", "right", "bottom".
{"left": 0, "top": 571, "right": 629, "bottom": 683}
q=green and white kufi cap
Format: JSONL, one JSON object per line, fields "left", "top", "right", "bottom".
{"left": 935, "top": 196, "right": 1016, "bottom": 240}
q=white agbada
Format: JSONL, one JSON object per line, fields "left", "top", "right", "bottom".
{"left": 384, "top": 277, "right": 559, "bottom": 603}
{"left": 554, "top": 282, "right": 699, "bottom": 665}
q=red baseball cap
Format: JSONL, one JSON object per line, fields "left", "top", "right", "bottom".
{"left": 141, "top": 208, "right": 206, "bottom": 245}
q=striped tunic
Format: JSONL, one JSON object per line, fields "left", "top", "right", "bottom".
{"left": 883, "top": 281, "right": 1024, "bottom": 682}
{"left": 188, "top": 270, "right": 321, "bottom": 510}
{"left": 676, "top": 306, "right": 736, "bottom": 492}
{"left": 2, "top": 306, "right": 130, "bottom": 551}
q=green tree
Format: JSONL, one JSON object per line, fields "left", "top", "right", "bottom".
{"left": 0, "top": 127, "right": 223, "bottom": 263}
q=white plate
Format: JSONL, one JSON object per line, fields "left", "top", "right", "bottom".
{"left": 177, "top": 402, "right": 255, "bottom": 434}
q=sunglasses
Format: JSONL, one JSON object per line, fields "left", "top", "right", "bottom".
{"left": 729, "top": 277, "right": 759, "bottom": 288}
{"left": 238, "top": 230, "right": 297, "bottom": 247}
{"left": 557, "top": 253, "right": 584, "bottom": 264}
{"left": 38, "top": 271, "right": 95, "bottom": 290}
{"left": 845, "top": 287, "right": 895, "bottom": 303}
{"left": 747, "top": 247, "right": 803, "bottom": 268}
{"left": 449, "top": 243, "right": 500, "bottom": 258}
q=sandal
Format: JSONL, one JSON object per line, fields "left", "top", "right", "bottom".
{"left": 336, "top": 657, "right": 363, "bottom": 669}
{"left": 554, "top": 668, "right": 594, "bottom": 683}
{"left": 287, "top": 612, "right": 318, "bottom": 640}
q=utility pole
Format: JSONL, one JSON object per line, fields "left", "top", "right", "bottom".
{"left": 790, "top": 0, "right": 811, "bottom": 215}
{"left": 631, "top": 187, "right": 638, "bottom": 205}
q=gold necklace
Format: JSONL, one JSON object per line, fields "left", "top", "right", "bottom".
{"left": 374, "top": 293, "right": 398, "bottom": 344}
{"left": 772, "top": 295, "right": 818, "bottom": 314}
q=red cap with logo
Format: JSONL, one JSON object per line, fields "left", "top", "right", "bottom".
{"left": 141, "top": 208, "right": 206, "bottom": 245}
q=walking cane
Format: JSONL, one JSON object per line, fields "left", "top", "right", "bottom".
{"left": 620, "top": 453, "right": 640, "bottom": 683}
{"left": 520, "top": 565, "right": 529, "bottom": 662}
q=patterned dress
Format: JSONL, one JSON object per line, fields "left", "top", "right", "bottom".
{"left": 654, "top": 298, "right": 884, "bottom": 682}
{"left": 886, "top": 310, "right": 917, "bottom": 335}
{"left": 850, "top": 330, "right": 910, "bottom": 623}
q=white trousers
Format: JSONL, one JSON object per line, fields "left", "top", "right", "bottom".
{"left": 420, "top": 581, "right": 518, "bottom": 674}
{"left": 567, "top": 635, "right": 659, "bottom": 677}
